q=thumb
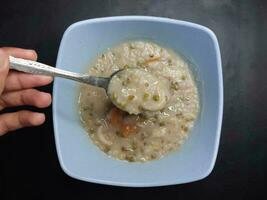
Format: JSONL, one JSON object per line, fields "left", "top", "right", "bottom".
{"left": 0, "top": 49, "right": 9, "bottom": 95}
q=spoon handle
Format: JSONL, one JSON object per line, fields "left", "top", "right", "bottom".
{"left": 9, "top": 56, "right": 110, "bottom": 89}
{"left": 9, "top": 56, "right": 83, "bottom": 79}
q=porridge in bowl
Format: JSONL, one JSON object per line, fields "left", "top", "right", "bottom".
{"left": 79, "top": 41, "right": 199, "bottom": 162}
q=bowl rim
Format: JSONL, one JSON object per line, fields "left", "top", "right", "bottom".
{"left": 53, "top": 15, "right": 223, "bottom": 187}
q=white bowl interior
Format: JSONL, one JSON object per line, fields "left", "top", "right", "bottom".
{"left": 53, "top": 16, "right": 223, "bottom": 186}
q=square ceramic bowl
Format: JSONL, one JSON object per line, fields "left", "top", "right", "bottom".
{"left": 53, "top": 16, "right": 223, "bottom": 187}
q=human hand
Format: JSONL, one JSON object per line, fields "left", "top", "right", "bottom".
{"left": 0, "top": 47, "right": 53, "bottom": 136}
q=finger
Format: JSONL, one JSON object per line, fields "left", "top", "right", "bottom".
{"left": 2, "top": 47, "right": 37, "bottom": 61}
{"left": 0, "top": 89, "right": 52, "bottom": 110}
{"left": 0, "top": 111, "right": 45, "bottom": 136}
{"left": 4, "top": 71, "right": 53, "bottom": 92}
{"left": 0, "top": 49, "right": 9, "bottom": 94}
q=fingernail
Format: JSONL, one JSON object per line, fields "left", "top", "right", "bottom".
{"left": 26, "top": 49, "right": 38, "bottom": 60}
{"left": 40, "top": 75, "right": 53, "bottom": 82}
{"left": 32, "top": 113, "right": 45, "bottom": 125}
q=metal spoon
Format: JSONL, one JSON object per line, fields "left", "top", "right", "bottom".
{"left": 9, "top": 56, "right": 168, "bottom": 115}
{"left": 9, "top": 56, "right": 116, "bottom": 91}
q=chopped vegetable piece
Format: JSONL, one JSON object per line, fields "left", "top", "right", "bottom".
{"left": 181, "top": 75, "right": 186, "bottom": 80}
{"left": 117, "top": 102, "right": 126, "bottom": 108}
{"left": 143, "top": 93, "right": 149, "bottom": 101}
{"left": 143, "top": 56, "right": 161, "bottom": 65}
{"left": 111, "top": 93, "right": 117, "bottom": 101}
{"left": 121, "top": 124, "right": 138, "bottom": 137}
{"left": 108, "top": 107, "right": 124, "bottom": 128}
{"left": 107, "top": 107, "right": 138, "bottom": 137}
{"left": 181, "top": 124, "right": 188, "bottom": 132}
{"left": 159, "top": 122, "right": 165, "bottom": 126}
{"left": 116, "top": 74, "right": 122, "bottom": 79}
{"left": 128, "top": 95, "right": 135, "bottom": 101}
{"left": 126, "top": 77, "right": 131, "bottom": 84}
{"left": 170, "top": 81, "right": 180, "bottom": 91}
{"left": 129, "top": 44, "right": 135, "bottom": 49}
{"left": 103, "top": 146, "right": 111, "bottom": 153}
{"left": 123, "top": 64, "right": 129, "bottom": 69}
{"left": 125, "top": 155, "right": 135, "bottom": 162}
{"left": 153, "top": 95, "right": 160, "bottom": 101}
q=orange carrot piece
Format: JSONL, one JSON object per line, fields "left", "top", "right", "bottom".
{"left": 108, "top": 107, "right": 138, "bottom": 137}
{"left": 108, "top": 107, "right": 123, "bottom": 128}
{"left": 120, "top": 124, "right": 138, "bottom": 137}
{"left": 143, "top": 56, "right": 161, "bottom": 65}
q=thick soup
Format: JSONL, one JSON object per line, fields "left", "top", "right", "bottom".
{"left": 79, "top": 41, "right": 199, "bottom": 162}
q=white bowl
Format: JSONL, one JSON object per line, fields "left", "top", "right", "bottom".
{"left": 53, "top": 16, "right": 223, "bottom": 187}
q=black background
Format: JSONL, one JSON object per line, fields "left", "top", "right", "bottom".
{"left": 0, "top": 0, "right": 266, "bottom": 199}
